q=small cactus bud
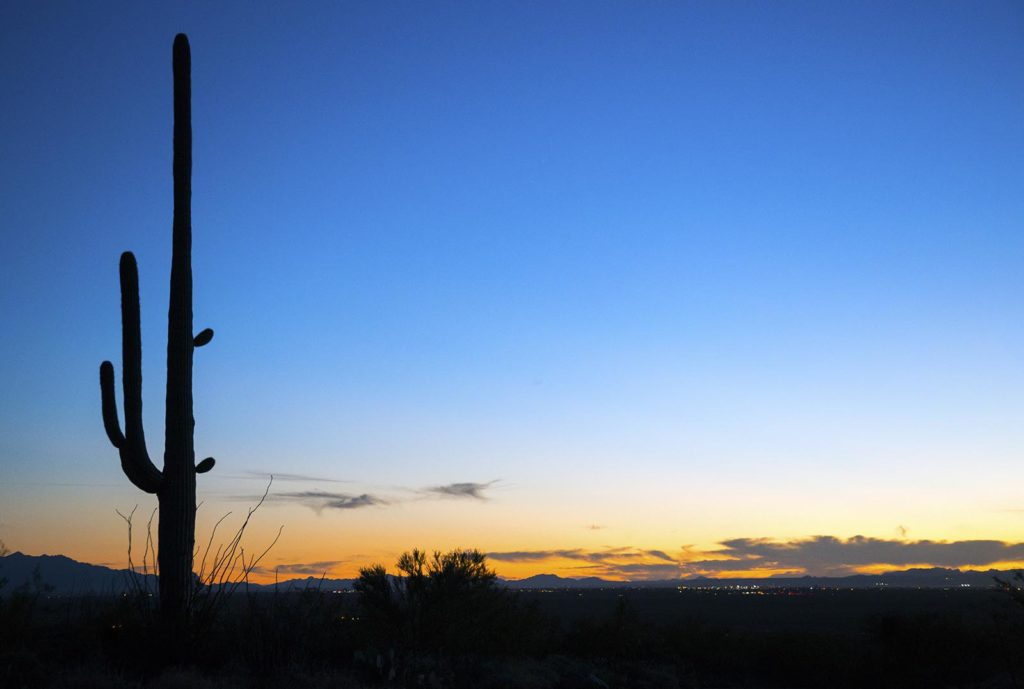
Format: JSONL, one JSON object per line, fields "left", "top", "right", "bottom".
{"left": 196, "top": 457, "right": 216, "bottom": 473}
{"left": 193, "top": 328, "right": 214, "bottom": 347}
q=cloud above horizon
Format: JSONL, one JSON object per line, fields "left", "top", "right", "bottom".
{"left": 488, "top": 536, "right": 1024, "bottom": 579}
{"left": 229, "top": 478, "right": 499, "bottom": 514}
{"left": 269, "top": 490, "right": 387, "bottom": 514}
{"left": 686, "top": 536, "right": 1024, "bottom": 576}
{"left": 233, "top": 471, "right": 351, "bottom": 483}
{"left": 488, "top": 547, "right": 682, "bottom": 580}
{"left": 420, "top": 480, "right": 499, "bottom": 500}
{"left": 258, "top": 560, "right": 345, "bottom": 576}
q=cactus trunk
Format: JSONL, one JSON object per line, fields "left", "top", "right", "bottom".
{"left": 159, "top": 32, "right": 197, "bottom": 627}
{"left": 99, "top": 33, "right": 213, "bottom": 632}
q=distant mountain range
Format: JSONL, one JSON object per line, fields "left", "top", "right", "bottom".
{"left": 0, "top": 552, "right": 353, "bottom": 595}
{"left": 0, "top": 551, "right": 1014, "bottom": 595}
{"left": 503, "top": 569, "right": 1012, "bottom": 590}
{"left": 0, "top": 552, "right": 156, "bottom": 595}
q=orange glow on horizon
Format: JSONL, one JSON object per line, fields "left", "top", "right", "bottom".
{"left": 222, "top": 557, "right": 1024, "bottom": 586}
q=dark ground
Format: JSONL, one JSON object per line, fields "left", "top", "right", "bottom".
{"left": 3, "top": 585, "right": 1023, "bottom": 688}
{"left": 522, "top": 586, "right": 1007, "bottom": 632}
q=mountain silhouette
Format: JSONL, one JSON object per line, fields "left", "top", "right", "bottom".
{"left": 3, "top": 553, "right": 1009, "bottom": 594}
{"left": 0, "top": 551, "right": 155, "bottom": 595}
{"left": 503, "top": 573, "right": 624, "bottom": 589}
{"left": 0, "top": 552, "right": 354, "bottom": 595}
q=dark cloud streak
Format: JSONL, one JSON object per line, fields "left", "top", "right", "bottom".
{"left": 234, "top": 471, "right": 351, "bottom": 483}
{"left": 230, "top": 477, "right": 499, "bottom": 513}
{"left": 261, "top": 490, "right": 387, "bottom": 514}
{"left": 687, "top": 535, "right": 1024, "bottom": 576}
{"left": 260, "top": 561, "right": 344, "bottom": 576}
{"left": 488, "top": 536, "right": 1024, "bottom": 579}
{"left": 487, "top": 547, "right": 683, "bottom": 580}
{"left": 421, "top": 480, "right": 499, "bottom": 500}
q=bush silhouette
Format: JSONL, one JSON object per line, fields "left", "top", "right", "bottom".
{"left": 354, "top": 548, "right": 549, "bottom": 687}
{"left": 356, "top": 549, "right": 500, "bottom": 654}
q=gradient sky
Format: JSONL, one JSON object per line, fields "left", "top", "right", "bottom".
{"left": 2, "top": 1, "right": 1023, "bottom": 581}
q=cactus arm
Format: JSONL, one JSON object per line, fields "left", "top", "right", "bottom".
{"left": 117, "top": 251, "right": 163, "bottom": 494}
{"left": 196, "top": 457, "right": 215, "bottom": 473}
{"left": 119, "top": 253, "right": 146, "bottom": 446}
{"left": 193, "top": 328, "right": 213, "bottom": 347}
{"left": 120, "top": 446, "right": 163, "bottom": 494}
{"left": 99, "top": 361, "right": 125, "bottom": 448}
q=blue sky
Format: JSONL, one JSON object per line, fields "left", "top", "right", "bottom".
{"left": 2, "top": 1, "right": 1023, "bottom": 577}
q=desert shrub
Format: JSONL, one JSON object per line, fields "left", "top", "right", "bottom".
{"left": 353, "top": 549, "right": 551, "bottom": 686}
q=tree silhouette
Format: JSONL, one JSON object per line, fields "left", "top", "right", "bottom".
{"left": 356, "top": 549, "right": 505, "bottom": 656}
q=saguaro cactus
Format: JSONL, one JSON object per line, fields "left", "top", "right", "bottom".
{"left": 99, "top": 33, "right": 214, "bottom": 626}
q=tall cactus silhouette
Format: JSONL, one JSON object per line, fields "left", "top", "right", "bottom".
{"left": 99, "top": 33, "right": 215, "bottom": 626}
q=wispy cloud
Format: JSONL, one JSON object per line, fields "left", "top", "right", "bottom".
{"left": 268, "top": 490, "right": 387, "bottom": 514}
{"left": 488, "top": 535, "right": 1024, "bottom": 580}
{"left": 233, "top": 471, "right": 350, "bottom": 483}
{"left": 488, "top": 547, "right": 682, "bottom": 580}
{"left": 260, "top": 561, "right": 344, "bottom": 576}
{"left": 488, "top": 547, "right": 675, "bottom": 564}
{"left": 572, "top": 562, "right": 684, "bottom": 579}
{"left": 420, "top": 480, "right": 499, "bottom": 500}
{"left": 230, "top": 477, "right": 500, "bottom": 514}
{"left": 685, "top": 535, "right": 1024, "bottom": 577}
{"left": 488, "top": 549, "right": 583, "bottom": 562}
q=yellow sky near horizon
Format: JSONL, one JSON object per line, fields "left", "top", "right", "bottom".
{"left": 4, "top": 475, "right": 1024, "bottom": 584}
